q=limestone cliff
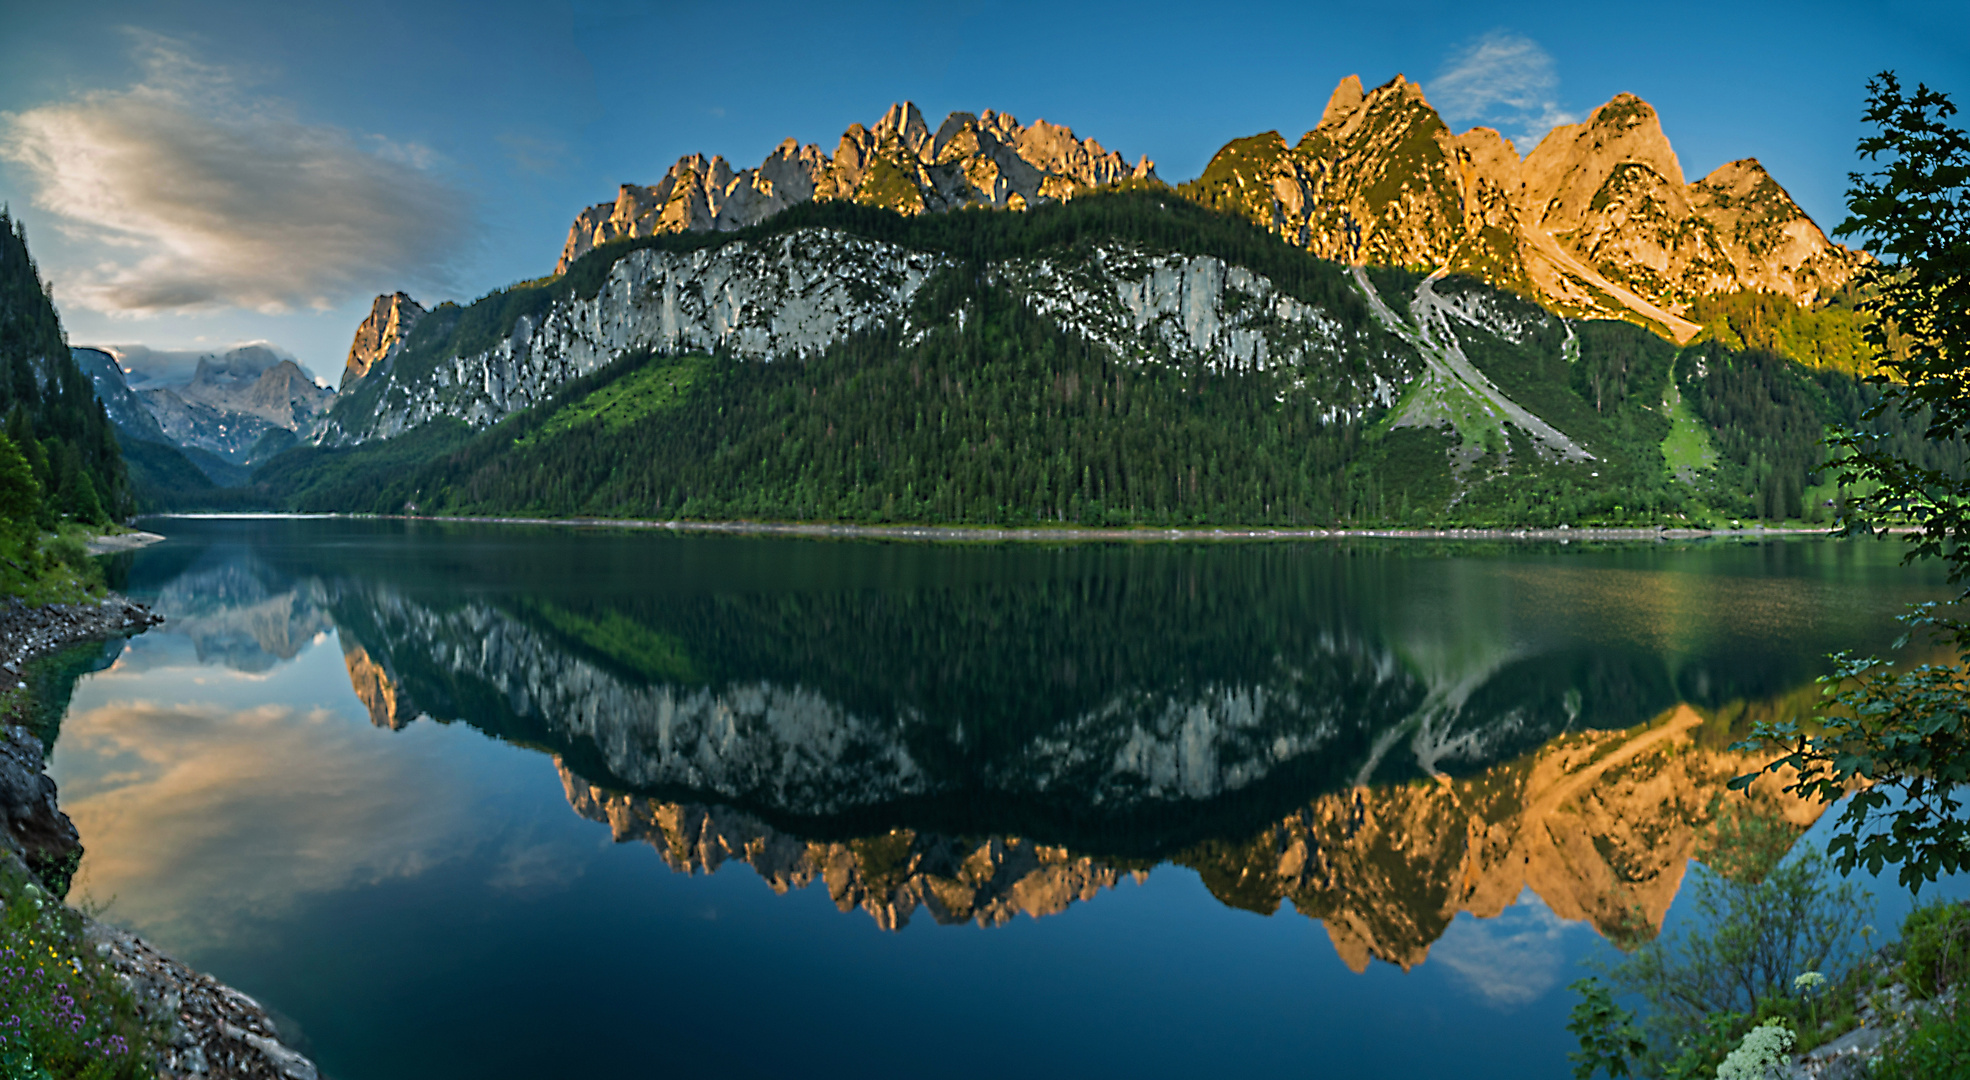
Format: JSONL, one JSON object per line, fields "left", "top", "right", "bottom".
{"left": 556, "top": 102, "right": 1156, "bottom": 272}
{"left": 1185, "top": 76, "right": 1863, "bottom": 340}
{"left": 992, "top": 243, "right": 1410, "bottom": 419}
{"left": 341, "top": 292, "right": 425, "bottom": 392}
{"left": 321, "top": 228, "right": 1417, "bottom": 446}
{"left": 322, "top": 231, "right": 953, "bottom": 445}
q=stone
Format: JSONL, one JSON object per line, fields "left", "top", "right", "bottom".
{"left": 1191, "top": 75, "right": 1864, "bottom": 339}
{"left": 342, "top": 292, "right": 426, "bottom": 391}
{"left": 553, "top": 102, "right": 1159, "bottom": 272}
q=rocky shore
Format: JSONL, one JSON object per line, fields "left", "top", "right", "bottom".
{"left": 0, "top": 591, "right": 320, "bottom": 1080}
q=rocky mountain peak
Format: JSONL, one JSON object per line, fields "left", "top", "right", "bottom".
{"left": 554, "top": 103, "right": 1157, "bottom": 272}
{"left": 343, "top": 292, "right": 426, "bottom": 391}
{"left": 1191, "top": 78, "right": 1858, "bottom": 335}
{"left": 181, "top": 353, "right": 331, "bottom": 429}
{"left": 1523, "top": 91, "right": 1688, "bottom": 231}
{"left": 189, "top": 345, "right": 285, "bottom": 389}
{"left": 872, "top": 101, "right": 932, "bottom": 155}
{"left": 1688, "top": 157, "right": 1861, "bottom": 302}
{"left": 1319, "top": 75, "right": 1365, "bottom": 127}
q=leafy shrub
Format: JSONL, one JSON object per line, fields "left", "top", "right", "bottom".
{"left": 1565, "top": 977, "right": 1646, "bottom": 1079}
{"left": 1870, "top": 1002, "right": 1970, "bottom": 1079}
{"left": 1603, "top": 842, "right": 1868, "bottom": 1075}
{"left": 1901, "top": 902, "right": 1970, "bottom": 1000}
{"left": 38, "top": 536, "right": 90, "bottom": 580}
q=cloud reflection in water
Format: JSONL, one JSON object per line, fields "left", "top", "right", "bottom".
{"left": 50, "top": 629, "right": 544, "bottom": 953}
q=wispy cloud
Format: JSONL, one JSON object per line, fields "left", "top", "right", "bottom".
{"left": 1430, "top": 889, "right": 1584, "bottom": 1007}
{"left": 0, "top": 31, "right": 469, "bottom": 315}
{"left": 1428, "top": 31, "right": 1578, "bottom": 153}
{"left": 495, "top": 132, "right": 569, "bottom": 177}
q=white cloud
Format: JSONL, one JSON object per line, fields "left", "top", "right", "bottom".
{"left": 0, "top": 32, "right": 469, "bottom": 315}
{"left": 1430, "top": 889, "right": 1585, "bottom": 1007}
{"left": 1428, "top": 31, "right": 1579, "bottom": 153}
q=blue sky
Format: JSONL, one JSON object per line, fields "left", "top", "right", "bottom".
{"left": 1, "top": 0, "right": 1964, "bottom": 381}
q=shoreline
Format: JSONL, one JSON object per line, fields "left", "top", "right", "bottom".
{"left": 148, "top": 511, "right": 1859, "bottom": 544}
{"left": 84, "top": 529, "right": 168, "bottom": 555}
{"left": 0, "top": 594, "right": 322, "bottom": 1079}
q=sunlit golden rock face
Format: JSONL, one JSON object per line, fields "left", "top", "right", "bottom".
{"left": 1186, "top": 77, "right": 1864, "bottom": 341}
{"left": 559, "top": 764, "right": 1127, "bottom": 930}
{"left": 340, "top": 292, "right": 424, "bottom": 392}
{"left": 1181, "top": 704, "right": 1822, "bottom": 972}
{"left": 554, "top": 103, "right": 1156, "bottom": 272}
{"left": 552, "top": 705, "right": 1823, "bottom": 969}
{"left": 340, "top": 642, "right": 414, "bottom": 731}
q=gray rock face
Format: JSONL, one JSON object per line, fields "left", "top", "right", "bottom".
{"left": 175, "top": 353, "right": 334, "bottom": 432}
{"left": 72, "top": 348, "right": 171, "bottom": 446}
{"left": 556, "top": 102, "right": 1156, "bottom": 272}
{"left": 993, "top": 243, "right": 1417, "bottom": 421}
{"left": 0, "top": 725, "right": 79, "bottom": 895}
{"left": 325, "top": 230, "right": 1425, "bottom": 445}
{"left": 323, "top": 229, "right": 954, "bottom": 444}
{"left": 94, "top": 345, "right": 336, "bottom": 466}
{"left": 138, "top": 386, "right": 280, "bottom": 465}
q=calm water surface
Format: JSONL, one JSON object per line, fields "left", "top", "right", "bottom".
{"left": 37, "top": 519, "right": 1970, "bottom": 1079}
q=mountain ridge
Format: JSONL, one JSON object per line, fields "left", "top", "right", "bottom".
{"left": 555, "top": 102, "right": 1157, "bottom": 272}
{"left": 1182, "top": 76, "right": 1862, "bottom": 338}
{"left": 261, "top": 189, "right": 1948, "bottom": 529}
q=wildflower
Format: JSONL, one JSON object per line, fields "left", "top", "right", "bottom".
{"left": 1794, "top": 971, "right": 1826, "bottom": 994}
{"left": 1717, "top": 1022, "right": 1795, "bottom": 1080}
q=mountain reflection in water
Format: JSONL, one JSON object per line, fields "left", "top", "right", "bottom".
{"left": 71, "top": 520, "right": 1944, "bottom": 977}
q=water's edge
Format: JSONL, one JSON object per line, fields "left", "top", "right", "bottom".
{"left": 148, "top": 510, "right": 1852, "bottom": 544}
{"left": 0, "top": 593, "right": 319, "bottom": 1080}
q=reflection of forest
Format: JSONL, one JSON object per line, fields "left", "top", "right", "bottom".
{"left": 104, "top": 522, "right": 1916, "bottom": 970}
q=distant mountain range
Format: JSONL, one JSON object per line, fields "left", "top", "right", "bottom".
{"left": 77, "top": 344, "right": 334, "bottom": 492}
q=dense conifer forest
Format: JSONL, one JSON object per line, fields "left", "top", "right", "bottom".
{"left": 0, "top": 211, "right": 131, "bottom": 527}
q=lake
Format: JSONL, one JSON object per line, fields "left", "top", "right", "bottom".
{"left": 37, "top": 518, "right": 1970, "bottom": 1078}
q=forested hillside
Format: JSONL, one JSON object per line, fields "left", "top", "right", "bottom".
{"left": 248, "top": 192, "right": 1943, "bottom": 529}
{"left": 0, "top": 211, "right": 130, "bottom": 526}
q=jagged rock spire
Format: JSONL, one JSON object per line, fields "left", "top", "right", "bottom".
{"left": 554, "top": 104, "right": 1159, "bottom": 272}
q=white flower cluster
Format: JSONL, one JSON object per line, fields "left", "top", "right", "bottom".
{"left": 1716, "top": 1022, "right": 1794, "bottom": 1080}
